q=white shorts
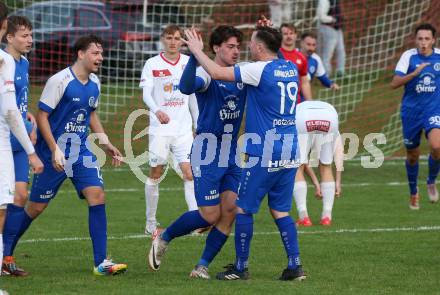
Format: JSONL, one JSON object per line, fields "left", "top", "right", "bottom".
{"left": 148, "top": 132, "right": 193, "bottom": 167}
{"left": 0, "top": 150, "right": 15, "bottom": 207}
{"left": 296, "top": 102, "right": 339, "bottom": 165}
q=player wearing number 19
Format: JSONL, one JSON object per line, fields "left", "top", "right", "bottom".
{"left": 7, "top": 35, "right": 127, "bottom": 276}
{"left": 180, "top": 26, "right": 306, "bottom": 281}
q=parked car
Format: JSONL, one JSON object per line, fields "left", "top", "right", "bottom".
{"left": 11, "top": 0, "right": 185, "bottom": 81}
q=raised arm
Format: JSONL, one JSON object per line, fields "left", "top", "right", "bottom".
{"left": 179, "top": 54, "right": 206, "bottom": 94}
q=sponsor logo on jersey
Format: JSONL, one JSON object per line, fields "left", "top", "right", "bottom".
{"left": 72, "top": 97, "right": 80, "bottom": 102}
{"left": 19, "top": 102, "right": 28, "bottom": 114}
{"left": 219, "top": 95, "right": 241, "bottom": 120}
{"left": 163, "top": 82, "right": 179, "bottom": 93}
{"left": 162, "top": 97, "right": 184, "bottom": 107}
{"left": 416, "top": 74, "right": 436, "bottom": 93}
{"left": 434, "top": 63, "right": 440, "bottom": 71}
{"left": 65, "top": 109, "right": 87, "bottom": 133}
{"left": 306, "top": 120, "right": 330, "bottom": 132}
{"left": 152, "top": 69, "right": 172, "bottom": 77}
{"left": 273, "top": 119, "right": 295, "bottom": 127}
{"left": 267, "top": 159, "right": 300, "bottom": 172}
{"left": 4, "top": 80, "right": 14, "bottom": 86}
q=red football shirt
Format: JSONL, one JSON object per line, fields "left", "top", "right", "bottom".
{"left": 279, "top": 48, "right": 308, "bottom": 77}
{"left": 279, "top": 48, "right": 308, "bottom": 103}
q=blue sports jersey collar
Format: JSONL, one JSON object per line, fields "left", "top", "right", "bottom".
{"left": 69, "top": 66, "right": 91, "bottom": 86}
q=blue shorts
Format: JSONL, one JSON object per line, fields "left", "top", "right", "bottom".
{"left": 13, "top": 150, "right": 30, "bottom": 183}
{"left": 30, "top": 153, "right": 104, "bottom": 203}
{"left": 192, "top": 161, "right": 241, "bottom": 207}
{"left": 236, "top": 156, "right": 297, "bottom": 214}
{"left": 402, "top": 110, "right": 440, "bottom": 149}
{"left": 191, "top": 137, "right": 241, "bottom": 207}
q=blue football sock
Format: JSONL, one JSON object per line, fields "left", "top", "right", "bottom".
{"left": 427, "top": 154, "right": 440, "bottom": 184}
{"left": 405, "top": 160, "right": 419, "bottom": 195}
{"left": 275, "top": 216, "right": 301, "bottom": 270}
{"left": 8, "top": 210, "right": 34, "bottom": 255}
{"left": 3, "top": 204, "right": 25, "bottom": 256}
{"left": 161, "top": 210, "right": 210, "bottom": 243}
{"left": 234, "top": 213, "right": 253, "bottom": 272}
{"left": 88, "top": 204, "right": 107, "bottom": 267}
{"left": 198, "top": 227, "right": 228, "bottom": 267}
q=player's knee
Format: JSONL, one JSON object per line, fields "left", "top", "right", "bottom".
{"left": 14, "top": 190, "right": 28, "bottom": 207}
{"left": 406, "top": 150, "right": 420, "bottom": 164}
{"left": 431, "top": 147, "right": 440, "bottom": 160}
{"left": 26, "top": 202, "right": 47, "bottom": 219}
{"left": 200, "top": 207, "right": 221, "bottom": 224}
{"left": 90, "top": 191, "right": 106, "bottom": 205}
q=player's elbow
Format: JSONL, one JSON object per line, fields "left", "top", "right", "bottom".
{"left": 210, "top": 70, "right": 223, "bottom": 81}
{"left": 390, "top": 77, "right": 401, "bottom": 89}
{"left": 179, "top": 84, "right": 193, "bottom": 95}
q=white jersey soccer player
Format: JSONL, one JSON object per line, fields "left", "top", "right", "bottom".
{"left": 294, "top": 100, "right": 343, "bottom": 226}
{"left": 0, "top": 4, "right": 43, "bottom": 275}
{"left": 139, "top": 25, "right": 198, "bottom": 235}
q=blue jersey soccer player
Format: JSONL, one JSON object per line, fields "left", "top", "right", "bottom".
{"left": 2, "top": 16, "right": 37, "bottom": 276}
{"left": 6, "top": 35, "right": 127, "bottom": 276}
{"left": 148, "top": 26, "right": 246, "bottom": 279}
{"left": 182, "top": 26, "right": 306, "bottom": 281}
{"left": 391, "top": 23, "right": 440, "bottom": 209}
{"left": 0, "top": 2, "right": 43, "bottom": 277}
{"left": 299, "top": 32, "right": 340, "bottom": 91}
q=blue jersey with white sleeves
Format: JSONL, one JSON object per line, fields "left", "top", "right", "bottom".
{"left": 36, "top": 67, "right": 100, "bottom": 161}
{"left": 307, "top": 53, "right": 333, "bottom": 88}
{"left": 395, "top": 48, "right": 440, "bottom": 117}
{"left": 234, "top": 59, "right": 299, "bottom": 161}
{"left": 194, "top": 66, "right": 246, "bottom": 140}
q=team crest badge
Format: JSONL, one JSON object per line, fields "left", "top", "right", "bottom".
{"left": 237, "top": 82, "right": 244, "bottom": 90}
{"left": 434, "top": 63, "right": 440, "bottom": 71}
{"left": 89, "top": 96, "right": 98, "bottom": 108}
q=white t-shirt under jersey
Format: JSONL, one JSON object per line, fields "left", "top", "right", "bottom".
{"left": 140, "top": 52, "right": 194, "bottom": 136}
{"left": 0, "top": 49, "right": 16, "bottom": 151}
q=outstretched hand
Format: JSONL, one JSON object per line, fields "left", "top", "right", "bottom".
{"left": 257, "top": 15, "right": 273, "bottom": 27}
{"left": 181, "top": 28, "right": 204, "bottom": 54}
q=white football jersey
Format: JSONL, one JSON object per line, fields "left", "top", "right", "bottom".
{"left": 140, "top": 53, "right": 194, "bottom": 136}
{"left": 0, "top": 49, "right": 16, "bottom": 151}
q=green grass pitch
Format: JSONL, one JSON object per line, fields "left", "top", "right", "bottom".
{"left": 1, "top": 160, "right": 439, "bottom": 295}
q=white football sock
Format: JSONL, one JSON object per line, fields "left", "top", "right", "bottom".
{"left": 145, "top": 178, "right": 159, "bottom": 226}
{"left": 184, "top": 180, "right": 198, "bottom": 211}
{"left": 294, "top": 181, "right": 308, "bottom": 219}
{"left": 321, "top": 181, "right": 336, "bottom": 219}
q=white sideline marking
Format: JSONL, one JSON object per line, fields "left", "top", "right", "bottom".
{"left": 19, "top": 225, "right": 440, "bottom": 244}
